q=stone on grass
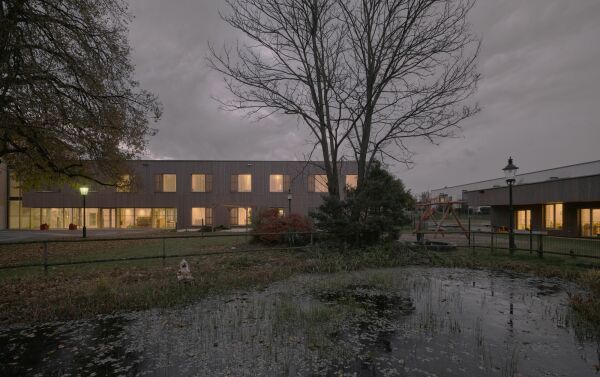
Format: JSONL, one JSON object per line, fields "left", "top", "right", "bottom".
{"left": 177, "top": 259, "right": 193, "bottom": 283}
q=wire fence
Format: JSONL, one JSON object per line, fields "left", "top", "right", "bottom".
{"left": 414, "top": 230, "right": 600, "bottom": 259}
{"left": 0, "top": 231, "right": 323, "bottom": 272}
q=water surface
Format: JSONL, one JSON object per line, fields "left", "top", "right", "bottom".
{"left": 1, "top": 267, "right": 598, "bottom": 376}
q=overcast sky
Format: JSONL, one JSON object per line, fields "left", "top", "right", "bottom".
{"left": 128, "top": 0, "right": 600, "bottom": 194}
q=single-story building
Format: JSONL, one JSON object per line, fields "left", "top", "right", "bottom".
{"left": 464, "top": 174, "right": 600, "bottom": 238}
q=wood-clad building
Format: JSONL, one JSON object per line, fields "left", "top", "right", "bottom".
{"left": 464, "top": 174, "right": 600, "bottom": 238}
{"left": 2, "top": 160, "right": 358, "bottom": 230}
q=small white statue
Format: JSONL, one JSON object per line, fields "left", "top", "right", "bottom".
{"left": 177, "top": 259, "right": 193, "bottom": 282}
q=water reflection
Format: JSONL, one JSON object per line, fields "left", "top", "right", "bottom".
{"left": 0, "top": 267, "right": 598, "bottom": 376}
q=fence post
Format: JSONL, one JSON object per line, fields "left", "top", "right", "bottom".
{"left": 162, "top": 237, "right": 166, "bottom": 265}
{"left": 537, "top": 234, "right": 543, "bottom": 258}
{"left": 43, "top": 241, "right": 48, "bottom": 273}
{"left": 529, "top": 228, "right": 533, "bottom": 254}
{"left": 471, "top": 232, "right": 475, "bottom": 252}
{"left": 468, "top": 217, "right": 471, "bottom": 248}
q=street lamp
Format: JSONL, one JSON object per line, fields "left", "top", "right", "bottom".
{"left": 503, "top": 157, "right": 518, "bottom": 254}
{"left": 79, "top": 186, "right": 89, "bottom": 238}
{"left": 287, "top": 189, "right": 293, "bottom": 216}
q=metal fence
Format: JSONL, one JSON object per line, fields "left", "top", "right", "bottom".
{"left": 0, "top": 231, "right": 321, "bottom": 272}
{"left": 416, "top": 230, "right": 600, "bottom": 259}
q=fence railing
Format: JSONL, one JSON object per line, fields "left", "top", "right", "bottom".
{"left": 414, "top": 230, "right": 600, "bottom": 259}
{"left": 0, "top": 231, "right": 323, "bottom": 272}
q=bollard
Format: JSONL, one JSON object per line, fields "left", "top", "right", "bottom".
{"left": 310, "top": 232, "right": 314, "bottom": 248}
{"left": 43, "top": 241, "right": 48, "bottom": 273}
{"left": 537, "top": 234, "right": 544, "bottom": 258}
{"left": 529, "top": 228, "right": 533, "bottom": 254}
{"left": 490, "top": 231, "right": 494, "bottom": 253}
{"left": 162, "top": 238, "right": 166, "bottom": 265}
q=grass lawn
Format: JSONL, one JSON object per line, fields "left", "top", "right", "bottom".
{"left": 1, "top": 236, "right": 600, "bottom": 326}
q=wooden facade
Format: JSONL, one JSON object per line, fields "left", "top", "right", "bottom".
{"left": 464, "top": 174, "right": 600, "bottom": 237}
{"left": 4, "top": 160, "right": 358, "bottom": 229}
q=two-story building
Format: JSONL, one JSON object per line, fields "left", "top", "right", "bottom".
{"left": 1, "top": 160, "right": 358, "bottom": 230}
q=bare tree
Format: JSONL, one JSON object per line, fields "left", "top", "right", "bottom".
{"left": 339, "top": 0, "right": 480, "bottom": 186}
{"left": 0, "top": 0, "right": 162, "bottom": 187}
{"left": 209, "top": 0, "right": 354, "bottom": 198}
{"left": 210, "top": 0, "right": 479, "bottom": 195}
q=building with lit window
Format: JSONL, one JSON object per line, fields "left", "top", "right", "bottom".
{"left": 1, "top": 160, "right": 358, "bottom": 230}
{"left": 464, "top": 172, "right": 600, "bottom": 238}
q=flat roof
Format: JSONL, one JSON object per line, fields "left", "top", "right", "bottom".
{"left": 432, "top": 159, "right": 600, "bottom": 191}
{"left": 464, "top": 173, "right": 600, "bottom": 194}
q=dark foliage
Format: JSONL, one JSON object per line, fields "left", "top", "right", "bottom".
{"left": 0, "top": 0, "right": 161, "bottom": 187}
{"left": 312, "top": 163, "right": 414, "bottom": 246}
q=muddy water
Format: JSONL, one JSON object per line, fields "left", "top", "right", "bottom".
{"left": 1, "top": 267, "right": 599, "bottom": 376}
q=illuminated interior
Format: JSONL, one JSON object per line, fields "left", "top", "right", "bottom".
{"left": 345, "top": 175, "right": 358, "bottom": 189}
{"left": 516, "top": 209, "right": 531, "bottom": 230}
{"left": 580, "top": 208, "right": 600, "bottom": 237}
{"left": 8, "top": 201, "right": 176, "bottom": 229}
{"left": 238, "top": 174, "right": 252, "bottom": 192}
{"left": 544, "top": 203, "right": 563, "bottom": 230}
{"left": 191, "top": 174, "right": 207, "bottom": 192}
{"left": 314, "top": 175, "right": 328, "bottom": 193}
{"left": 269, "top": 174, "right": 284, "bottom": 192}
{"left": 229, "top": 207, "right": 252, "bottom": 226}
{"left": 192, "top": 207, "right": 213, "bottom": 226}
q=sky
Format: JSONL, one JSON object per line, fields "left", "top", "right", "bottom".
{"left": 128, "top": 0, "right": 600, "bottom": 194}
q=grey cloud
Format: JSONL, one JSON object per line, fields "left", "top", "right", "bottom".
{"left": 128, "top": 0, "right": 600, "bottom": 193}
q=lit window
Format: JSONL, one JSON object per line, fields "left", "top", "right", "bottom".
{"left": 545, "top": 203, "right": 563, "bottom": 230}
{"left": 192, "top": 207, "right": 213, "bottom": 226}
{"left": 229, "top": 207, "right": 252, "bottom": 226}
{"left": 269, "top": 174, "right": 290, "bottom": 192}
{"left": 516, "top": 210, "right": 531, "bottom": 230}
{"left": 345, "top": 175, "right": 358, "bottom": 190}
{"left": 231, "top": 174, "right": 252, "bottom": 192}
{"left": 580, "top": 208, "right": 600, "bottom": 237}
{"left": 192, "top": 174, "right": 212, "bottom": 192}
{"left": 155, "top": 174, "right": 176, "bottom": 192}
{"left": 309, "top": 174, "right": 328, "bottom": 193}
{"left": 271, "top": 207, "right": 285, "bottom": 217}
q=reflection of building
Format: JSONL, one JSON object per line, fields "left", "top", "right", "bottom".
{"left": 2, "top": 160, "right": 358, "bottom": 230}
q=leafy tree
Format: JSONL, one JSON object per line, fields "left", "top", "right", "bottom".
{"left": 0, "top": 0, "right": 161, "bottom": 187}
{"left": 312, "top": 162, "right": 414, "bottom": 245}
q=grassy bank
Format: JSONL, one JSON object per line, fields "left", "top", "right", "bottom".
{"left": 1, "top": 240, "right": 600, "bottom": 326}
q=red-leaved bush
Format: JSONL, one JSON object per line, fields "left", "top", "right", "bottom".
{"left": 252, "top": 208, "right": 313, "bottom": 245}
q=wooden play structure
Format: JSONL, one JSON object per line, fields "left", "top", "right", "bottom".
{"left": 415, "top": 194, "right": 470, "bottom": 240}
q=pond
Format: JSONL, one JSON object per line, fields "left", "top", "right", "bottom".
{"left": 1, "top": 267, "right": 599, "bottom": 376}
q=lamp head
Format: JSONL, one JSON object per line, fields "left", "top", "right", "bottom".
{"left": 503, "top": 157, "right": 518, "bottom": 183}
{"left": 79, "top": 186, "right": 89, "bottom": 196}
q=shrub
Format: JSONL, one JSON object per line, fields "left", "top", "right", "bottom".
{"left": 311, "top": 162, "right": 414, "bottom": 246}
{"left": 252, "top": 208, "right": 313, "bottom": 245}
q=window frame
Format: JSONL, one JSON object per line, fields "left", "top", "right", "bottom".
{"left": 191, "top": 174, "right": 213, "bottom": 193}
{"left": 154, "top": 174, "right": 177, "bottom": 193}
{"left": 515, "top": 209, "right": 531, "bottom": 231}
{"left": 308, "top": 174, "right": 328, "bottom": 193}
{"left": 269, "top": 174, "right": 290, "bottom": 193}
{"left": 544, "top": 203, "right": 563, "bottom": 230}
{"left": 191, "top": 207, "right": 213, "bottom": 226}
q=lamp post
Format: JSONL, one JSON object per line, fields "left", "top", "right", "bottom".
{"left": 79, "top": 186, "right": 89, "bottom": 238}
{"left": 287, "top": 189, "right": 292, "bottom": 216}
{"left": 503, "top": 157, "right": 518, "bottom": 254}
